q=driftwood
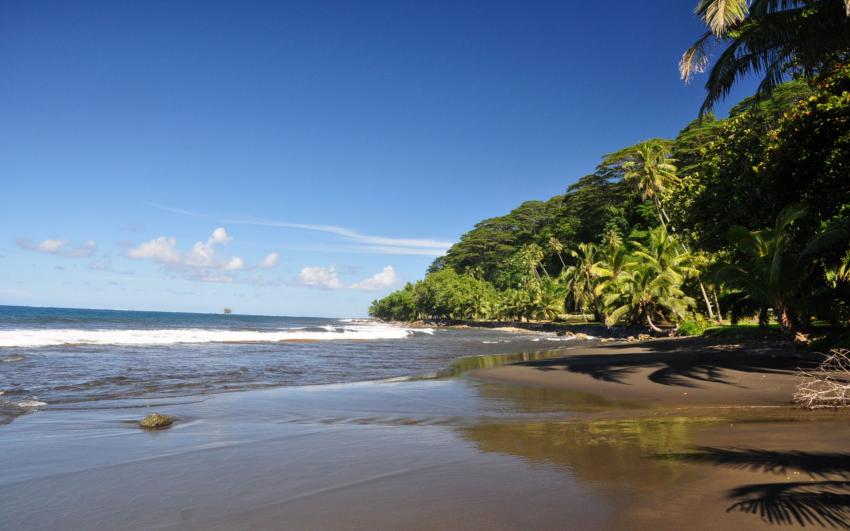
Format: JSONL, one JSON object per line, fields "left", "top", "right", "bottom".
{"left": 794, "top": 349, "right": 850, "bottom": 409}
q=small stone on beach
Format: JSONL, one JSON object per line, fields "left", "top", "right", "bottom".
{"left": 140, "top": 412, "right": 174, "bottom": 429}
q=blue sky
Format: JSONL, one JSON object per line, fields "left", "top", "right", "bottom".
{"left": 0, "top": 1, "right": 758, "bottom": 317}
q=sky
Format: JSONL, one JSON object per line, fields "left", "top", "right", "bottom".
{"left": 0, "top": 0, "right": 759, "bottom": 317}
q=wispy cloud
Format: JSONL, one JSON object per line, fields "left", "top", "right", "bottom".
{"left": 17, "top": 238, "right": 97, "bottom": 258}
{"left": 228, "top": 217, "right": 452, "bottom": 250}
{"left": 146, "top": 203, "right": 452, "bottom": 256}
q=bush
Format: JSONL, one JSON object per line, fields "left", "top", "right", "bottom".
{"left": 679, "top": 318, "right": 709, "bottom": 336}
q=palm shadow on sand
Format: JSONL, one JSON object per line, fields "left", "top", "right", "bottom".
{"left": 661, "top": 447, "right": 850, "bottom": 528}
{"left": 515, "top": 339, "right": 820, "bottom": 388}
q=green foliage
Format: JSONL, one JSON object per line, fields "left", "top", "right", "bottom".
{"left": 369, "top": 284, "right": 417, "bottom": 322}
{"left": 599, "top": 227, "right": 698, "bottom": 330}
{"left": 681, "top": 0, "right": 850, "bottom": 114}
{"left": 371, "top": 68, "right": 850, "bottom": 337}
{"left": 679, "top": 319, "right": 709, "bottom": 337}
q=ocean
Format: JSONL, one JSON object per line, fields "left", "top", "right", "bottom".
{"left": 0, "top": 305, "right": 580, "bottom": 423}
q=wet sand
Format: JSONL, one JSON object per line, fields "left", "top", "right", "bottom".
{"left": 470, "top": 337, "right": 817, "bottom": 406}
{"left": 2, "top": 338, "right": 850, "bottom": 530}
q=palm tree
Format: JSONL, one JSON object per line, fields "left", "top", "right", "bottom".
{"left": 619, "top": 140, "right": 718, "bottom": 320}
{"left": 713, "top": 204, "right": 808, "bottom": 338}
{"left": 532, "top": 277, "right": 567, "bottom": 321}
{"left": 603, "top": 227, "right": 698, "bottom": 332}
{"left": 560, "top": 243, "right": 599, "bottom": 321}
{"left": 681, "top": 0, "right": 850, "bottom": 115}
{"left": 517, "top": 243, "right": 547, "bottom": 281}
{"left": 591, "top": 230, "right": 630, "bottom": 299}
{"left": 621, "top": 140, "right": 679, "bottom": 228}
{"left": 547, "top": 236, "right": 567, "bottom": 269}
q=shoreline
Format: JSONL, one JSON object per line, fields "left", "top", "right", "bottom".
{"left": 395, "top": 318, "right": 645, "bottom": 338}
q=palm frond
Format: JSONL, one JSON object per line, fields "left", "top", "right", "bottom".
{"left": 697, "top": 0, "right": 750, "bottom": 35}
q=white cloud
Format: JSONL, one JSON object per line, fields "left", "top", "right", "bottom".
{"left": 298, "top": 266, "right": 342, "bottom": 289}
{"left": 17, "top": 238, "right": 97, "bottom": 258}
{"left": 350, "top": 266, "right": 400, "bottom": 291}
{"left": 225, "top": 257, "right": 245, "bottom": 271}
{"left": 297, "top": 265, "right": 400, "bottom": 291}
{"left": 125, "top": 228, "right": 261, "bottom": 282}
{"left": 259, "top": 252, "right": 279, "bottom": 269}
{"left": 126, "top": 236, "right": 182, "bottom": 264}
{"left": 210, "top": 227, "right": 231, "bottom": 244}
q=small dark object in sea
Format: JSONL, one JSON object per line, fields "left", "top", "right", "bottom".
{"left": 140, "top": 412, "right": 174, "bottom": 429}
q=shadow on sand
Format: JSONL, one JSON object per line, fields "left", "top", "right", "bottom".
{"left": 513, "top": 338, "right": 820, "bottom": 388}
{"left": 662, "top": 447, "right": 850, "bottom": 528}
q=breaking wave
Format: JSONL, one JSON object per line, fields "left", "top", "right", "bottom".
{"left": 0, "top": 324, "right": 433, "bottom": 348}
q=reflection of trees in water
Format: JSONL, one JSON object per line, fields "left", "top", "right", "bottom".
{"left": 440, "top": 351, "right": 567, "bottom": 377}
{"left": 457, "top": 417, "right": 717, "bottom": 487}
{"left": 474, "top": 381, "right": 645, "bottom": 413}
{"left": 663, "top": 447, "right": 850, "bottom": 528}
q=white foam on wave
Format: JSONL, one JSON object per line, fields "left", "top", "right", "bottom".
{"left": 0, "top": 324, "right": 433, "bottom": 348}
{"left": 14, "top": 399, "right": 47, "bottom": 408}
{"left": 544, "top": 334, "right": 597, "bottom": 342}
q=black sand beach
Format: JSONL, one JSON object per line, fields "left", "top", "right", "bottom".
{"left": 3, "top": 337, "right": 849, "bottom": 530}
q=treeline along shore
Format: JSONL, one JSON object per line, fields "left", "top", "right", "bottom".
{"left": 371, "top": 66, "right": 850, "bottom": 346}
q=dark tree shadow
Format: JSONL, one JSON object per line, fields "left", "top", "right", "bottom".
{"left": 660, "top": 447, "right": 850, "bottom": 528}
{"left": 516, "top": 339, "right": 821, "bottom": 388}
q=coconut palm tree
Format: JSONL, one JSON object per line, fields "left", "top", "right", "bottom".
{"left": 592, "top": 230, "right": 630, "bottom": 298}
{"left": 547, "top": 236, "right": 567, "bottom": 269}
{"left": 560, "top": 243, "right": 599, "bottom": 321}
{"left": 681, "top": 0, "right": 850, "bottom": 115}
{"left": 602, "top": 227, "right": 698, "bottom": 332}
{"left": 621, "top": 140, "right": 679, "bottom": 228}
{"left": 531, "top": 276, "right": 567, "bottom": 321}
{"left": 517, "top": 243, "right": 547, "bottom": 280}
{"left": 619, "top": 140, "right": 718, "bottom": 320}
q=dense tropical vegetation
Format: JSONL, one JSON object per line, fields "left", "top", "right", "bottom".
{"left": 371, "top": 3, "right": 850, "bottom": 341}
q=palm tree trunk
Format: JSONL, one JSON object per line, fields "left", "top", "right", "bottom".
{"left": 660, "top": 204, "right": 673, "bottom": 227}
{"left": 645, "top": 310, "right": 664, "bottom": 334}
{"left": 712, "top": 290, "right": 722, "bottom": 321}
{"left": 698, "top": 282, "right": 717, "bottom": 322}
{"left": 776, "top": 305, "right": 797, "bottom": 339}
{"left": 652, "top": 197, "right": 668, "bottom": 230}
{"left": 556, "top": 252, "right": 566, "bottom": 270}
{"left": 758, "top": 306, "right": 769, "bottom": 328}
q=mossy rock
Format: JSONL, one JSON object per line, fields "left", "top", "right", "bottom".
{"left": 140, "top": 412, "right": 174, "bottom": 429}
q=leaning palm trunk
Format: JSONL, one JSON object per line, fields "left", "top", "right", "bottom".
{"left": 644, "top": 306, "right": 666, "bottom": 334}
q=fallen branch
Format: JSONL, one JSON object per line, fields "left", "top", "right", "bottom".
{"left": 794, "top": 349, "right": 850, "bottom": 409}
